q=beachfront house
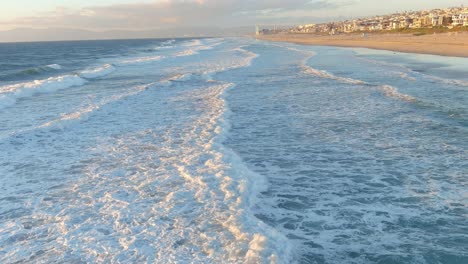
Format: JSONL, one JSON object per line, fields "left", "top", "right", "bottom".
{"left": 399, "top": 18, "right": 412, "bottom": 29}
{"left": 412, "top": 18, "right": 423, "bottom": 28}
{"left": 289, "top": 6, "right": 466, "bottom": 35}
{"left": 452, "top": 14, "right": 462, "bottom": 26}
{"left": 452, "top": 12, "right": 468, "bottom": 26}
{"left": 430, "top": 14, "right": 444, "bottom": 27}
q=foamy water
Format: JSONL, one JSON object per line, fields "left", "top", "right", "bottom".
{"left": 0, "top": 38, "right": 467, "bottom": 264}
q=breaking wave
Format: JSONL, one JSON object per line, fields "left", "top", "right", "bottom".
{"left": 427, "top": 75, "right": 468, "bottom": 88}
{"left": 46, "top": 64, "right": 62, "bottom": 70}
{"left": 183, "top": 39, "right": 202, "bottom": 47}
{"left": 302, "top": 65, "right": 367, "bottom": 85}
{"left": 38, "top": 83, "right": 152, "bottom": 129}
{"left": 294, "top": 50, "right": 366, "bottom": 85}
{"left": 5, "top": 64, "right": 64, "bottom": 79}
{"left": 175, "top": 49, "right": 198, "bottom": 57}
{"left": 0, "top": 75, "right": 87, "bottom": 110}
{"left": 79, "top": 64, "right": 115, "bottom": 79}
{"left": 378, "top": 85, "right": 417, "bottom": 102}
{"left": 118, "top": 55, "right": 165, "bottom": 65}
{"left": 160, "top": 73, "right": 193, "bottom": 86}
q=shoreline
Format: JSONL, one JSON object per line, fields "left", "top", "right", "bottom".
{"left": 256, "top": 32, "right": 468, "bottom": 58}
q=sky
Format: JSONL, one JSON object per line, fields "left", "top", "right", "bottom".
{"left": 0, "top": 0, "right": 466, "bottom": 40}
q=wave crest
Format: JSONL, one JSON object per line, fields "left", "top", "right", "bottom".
{"left": 0, "top": 75, "right": 86, "bottom": 110}
{"left": 379, "top": 85, "right": 416, "bottom": 102}
{"left": 80, "top": 64, "right": 115, "bottom": 79}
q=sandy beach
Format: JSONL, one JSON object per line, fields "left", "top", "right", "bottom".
{"left": 257, "top": 32, "right": 468, "bottom": 57}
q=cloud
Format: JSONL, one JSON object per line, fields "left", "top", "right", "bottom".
{"left": 0, "top": 0, "right": 346, "bottom": 30}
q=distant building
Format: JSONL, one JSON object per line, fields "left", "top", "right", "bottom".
{"left": 451, "top": 13, "right": 468, "bottom": 26}
{"left": 442, "top": 16, "right": 453, "bottom": 26}
{"left": 430, "top": 14, "right": 444, "bottom": 26}
{"left": 412, "top": 18, "right": 423, "bottom": 28}
{"left": 289, "top": 6, "right": 467, "bottom": 35}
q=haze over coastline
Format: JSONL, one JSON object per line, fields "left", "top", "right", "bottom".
{"left": 1, "top": 0, "right": 467, "bottom": 42}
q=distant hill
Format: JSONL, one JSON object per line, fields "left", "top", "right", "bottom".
{"left": 0, "top": 27, "right": 253, "bottom": 43}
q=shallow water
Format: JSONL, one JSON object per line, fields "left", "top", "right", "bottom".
{"left": 0, "top": 38, "right": 467, "bottom": 263}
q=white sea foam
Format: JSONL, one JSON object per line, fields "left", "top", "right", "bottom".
{"left": 79, "top": 64, "right": 115, "bottom": 79}
{"left": 46, "top": 64, "right": 63, "bottom": 70}
{"left": 379, "top": 85, "right": 416, "bottom": 102}
{"left": 154, "top": 45, "right": 174, "bottom": 50}
{"left": 400, "top": 72, "right": 416, "bottom": 81}
{"left": 427, "top": 75, "right": 468, "bottom": 88}
{"left": 118, "top": 55, "right": 164, "bottom": 65}
{"left": 175, "top": 49, "right": 198, "bottom": 57}
{"left": 219, "top": 88, "right": 293, "bottom": 263}
{"left": 174, "top": 40, "right": 222, "bottom": 57}
{"left": 160, "top": 73, "right": 193, "bottom": 86}
{"left": 197, "top": 46, "right": 259, "bottom": 78}
{"left": 234, "top": 46, "right": 259, "bottom": 65}
{"left": 395, "top": 71, "right": 417, "bottom": 81}
{"left": 162, "top": 39, "right": 176, "bottom": 45}
{"left": 0, "top": 75, "right": 86, "bottom": 110}
{"left": 38, "top": 83, "right": 151, "bottom": 129}
{"left": 1, "top": 37, "right": 466, "bottom": 264}
{"left": 0, "top": 41, "right": 293, "bottom": 263}
{"left": 2, "top": 82, "right": 291, "bottom": 263}
{"left": 183, "top": 39, "right": 202, "bottom": 47}
{"left": 303, "top": 64, "right": 367, "bottom": 85}
{"left": 154, "top": 39, "right": 176, "bottom": 50}
{"left": 298, "top": 53, "right": 367, "bottom": 85}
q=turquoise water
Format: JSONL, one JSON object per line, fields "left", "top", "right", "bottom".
{"left": 0, "top": 38, "right": 467, "bottom": 263}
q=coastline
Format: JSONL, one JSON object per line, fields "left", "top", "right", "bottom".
{"left": 256, "top": 32, "right": 468, "bottom": 58}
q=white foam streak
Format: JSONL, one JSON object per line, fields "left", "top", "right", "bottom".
{"left": 160, "top": 73, "right": 193, "bottom": 86}
{"left": 234, "top": 46, "right": 259, "bottom": 65}
{"left": 292, "top": 50, "right": 366, "bottom": 85}
{"left": 0, "top": 75, "right": 86, "bottom": 110}
{"left": 175, "top": 49, "right": 198, "bottom": 57}
{"left": 118, "top": 55, "right": 164, "bottom": 65}
{"left": 428, "top": 75, "right": 468, "bottom": 88}
{"left": 154, "top": 45, "right": 174, "bottom": 50}
{"left": 80, "top": 64, "right": 115, "bottom": 79}
{"left": 301, "top": 58, "right": 366, "bottom": 85}
{"left": 396, "top": 72, "right": 416, "bottom": 81}
{"left": 155, "top": 82, "right": 292, "bottom": 262}
{"left": 174, "top": 41, "right": 222, "bottom": 58}
{"left": 38, "top": 84, "right": 151, "bottom": 128}
{"left": 183, "top": 39, "right": 202, "bottom": 47}
{"left": 46, "top": 64, "right": 62, "bottom": 70}
{"left": 198, "top": 47, "right": 259, "bottom": 77}
{"left": 379, "top": 85, "right": 416, "bottom": 102}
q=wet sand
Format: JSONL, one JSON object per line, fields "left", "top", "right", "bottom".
{"left": 256, "top": 32, "right": 468, "bottom": 57}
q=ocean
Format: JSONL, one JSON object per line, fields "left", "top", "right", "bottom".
{"left": 0, "top": 38, "right": 467, "bottom": 263}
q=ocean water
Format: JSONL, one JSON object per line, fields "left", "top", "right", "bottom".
{"left": 0, "top": 38, "right": 467, "bottom": 263}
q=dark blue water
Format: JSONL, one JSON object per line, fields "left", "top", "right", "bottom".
{"left": 0, "top": 38, "right": 178, "bottom": 81}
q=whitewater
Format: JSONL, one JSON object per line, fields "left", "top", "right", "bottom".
{"left": 0, "top": 38, "right": 467, "bottom": 264}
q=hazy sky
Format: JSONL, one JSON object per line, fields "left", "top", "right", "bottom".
{"left": 0, "top": 0, "right": 466, "bottom": 31}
